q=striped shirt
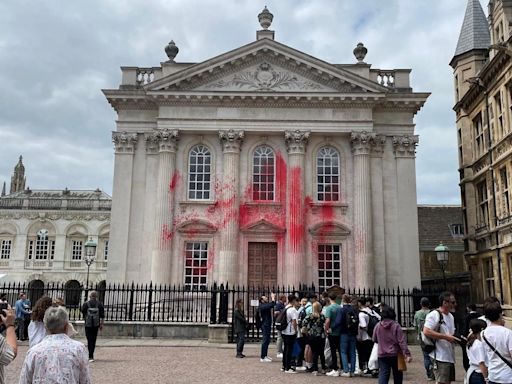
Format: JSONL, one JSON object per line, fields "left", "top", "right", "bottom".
{"left": 0, "top": 334, "right": 15, "bottom": 384}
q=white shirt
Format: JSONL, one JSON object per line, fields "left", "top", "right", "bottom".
{"left": 467, "top": 338, "right": 487, "bottom": 373}
{"left": 281, "top": 305, "right": 298, "bottom": 336}
{"left": 481, "top": 325, "right": 512, "bottom": 383}
{"left": 28, "top": 321, "right": 46, "bottom": 349}
{"left": 424, "top": 309, "right": 456, "bottom": 363}
{"left": 358, "top": 311, "right": 370, "bottom": 341}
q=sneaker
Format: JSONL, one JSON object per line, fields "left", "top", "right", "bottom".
{"left": 236, "top": 354, "right": 244, "bottom": 358}
{"left": 326, "top": 370, "right": 340, "bottom": 377}
{"left": 354, "top": 369, "right": 362, "bottom": 376}
{"left": 312, "top": 371, "right": 319, "bottom": 376}
{"left": 285, "top": 369, "right": 297, "bottom": 374}
{"left": 340, "top": 372, "right": 351, "bottom": 377}
{"left": 89, "top": 359, "right": 94, "bottom": 363}
{"left": 295, "top": 366, "right": 306, "bottom": 371}
{"left": 260, "top": 357, "right": 272, "bottom": 363}
{"left": 276, "top": 353, "right": 283, "bottom": 359}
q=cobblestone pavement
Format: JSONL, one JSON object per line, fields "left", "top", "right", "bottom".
{"left": 6, "top": 339, "right": 465, "bottom": 383}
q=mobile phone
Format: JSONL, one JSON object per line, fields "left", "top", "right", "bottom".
{"left": 0, "top": 303, "right": 7, "bottom": 317}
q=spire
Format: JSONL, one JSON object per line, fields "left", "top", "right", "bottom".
{"left": 1, "top": 182, "right": 5, "bottom": 197}
{"left": 453, "top": 0, "right": 490, "bottom": 59}
{"left": 10, "top": 155, "right": 26, "bottom": 194}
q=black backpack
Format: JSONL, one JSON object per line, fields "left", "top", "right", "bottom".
{"left": 275, "top": 307, "right": 290, "bottom": 331}
{"left": 366, "top": 313, "right": 380, "bottom": 338}
{"left": 85, "top": 302, "right": 100, "bottom": 328}
{"left": 346, "top": 308, "right": 359, "bottom": 335}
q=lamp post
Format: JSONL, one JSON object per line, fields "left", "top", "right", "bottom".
{"left": 435, "top": 242, "right": 450, "bottom": 290}
{"left": 84, "top": 237, "right": 97, "bottom": 294}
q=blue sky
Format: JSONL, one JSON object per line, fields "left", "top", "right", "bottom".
{"left": 0, "top": 0, "right": 476, "bottom": 204}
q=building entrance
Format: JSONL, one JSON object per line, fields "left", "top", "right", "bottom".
{"left": 248, "top": 242, "right": 277, "bottom": 287}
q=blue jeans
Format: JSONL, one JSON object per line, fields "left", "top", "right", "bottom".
{"left": 469, "top": 371, "right": 486, "bottom": 384}
{"left": 422, "top": 350, "right": 433, "bottom": 378}
{"left": 340, "top": 333, "right": 357, "bottom": 373}
{"left": 378, "top": 356, "right": 402, "bottom": 384}
{"left": 260, "top": 326, "right": 271, "bottom": 358}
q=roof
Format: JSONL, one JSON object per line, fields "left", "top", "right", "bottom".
{"left": 418, "top": 205, "right": 464, "bottom": 251}
{"left": 453, "top": 0, "right": 490, "bottom": 58}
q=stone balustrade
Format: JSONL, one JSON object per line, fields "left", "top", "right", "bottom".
{"left": 120, "top": 66, "right": 163, "bottom": 88}
{"left": 370, "top": 69, "right": 411, "bottom": 89}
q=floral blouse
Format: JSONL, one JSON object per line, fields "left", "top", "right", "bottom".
{"left": 302, "top": 313, "right": 326, "bottom": 338}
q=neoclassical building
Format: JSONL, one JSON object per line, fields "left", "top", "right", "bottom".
{"left": 104, "top": 8, "right": 429, "bottom": 290}
{"left": 452, "top": 0, "right": 512, "bottom": 305}
{"left": 0, "top": 157, "right": 111, "bottom": 288}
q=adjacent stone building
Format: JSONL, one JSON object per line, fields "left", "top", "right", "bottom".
{"left": 451, "top": 0, "right": 512, "bottom": 304}
{"left": 103, "top": 8, "right": 429, "bottom": 289}
{"left": 0, "top": 157, "right": 111, "bottom": 288}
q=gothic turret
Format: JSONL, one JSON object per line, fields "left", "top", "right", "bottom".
{"left": 10, "top": 155, "right": 26, "bottom": 194}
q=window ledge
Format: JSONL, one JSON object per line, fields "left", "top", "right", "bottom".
{"left": 242, "top": 202, "right": 282, "bottom": 207}
{"left": 309, "top": 202, "right": 348, "bottom": 215}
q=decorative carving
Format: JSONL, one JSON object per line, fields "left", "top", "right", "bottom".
{"left": 155, "top": 129, "right": 179, "bottom": 152}
{"left": 285, "top": 130, "right": 310, "bottom": 154}
{"left": 165, "top": 40, "right": 179, "bottom": 61}
{"left": 258, "top": 6, "right": 273, "bottom": 30}
{"left": 144, "top": 131, "right": 160, "bottom": 154}
{"left": 219, "top": 129, "right": 244, "bottom": 152}
{"left": 351, "top": 131, "right": 376, "bottom": 155}
{"left": 203, "top": 63, "right": 325, "bottom": 91}
{"left": 392, "top": 135, "right": 419, "bottom": 157}
{"left": 371, "top": 135, "right": 387, "bottom": 157}
{"left": 112, "top": 131, "right": 138, "bottom": 153}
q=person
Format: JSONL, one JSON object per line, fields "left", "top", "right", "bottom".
{"left": 23, "top": 297, "right": 31, "bottom": 341}
{"left": 0, "top": 295, "right": 7, "bottom": 304}
{"left": 357, "top": 297, "right": 379, "bottom": 376}
{"left": 27, "top": 296, "right": 53, "bottom": 348}
{"left": 302, "top": 301, "right": 327, "bottom": 374}
{"left": 281, "top": 294, "right": 298, "bottom": 374}
{"left": 325, "top": 292, "right": 342, "bottom": 377}
{"left": 305, "top": 294, "right": 318, "bottom": 315}
{"left": 414, "top": 297, "right": 434, "bottom": 380}
{"left": 233, "top": 298, "right": 247, "bottom": 358}
{"left": 464, "top": 319, "right": 488, "bottom": 384}
{"left": 295, "top": 297, "right": 309, "bottom": 370}
{"left": 372, "top": 305, "right": 412, "bottom": 384}
{"left": 81, "top": 291, "right": 105, "bottom": 362}
{"left": 423, "top": 291, "right": 460, "bottom": 384}
{"left": 462, "top": 303, "right": 480, "bottom": 371}
{"left": 274, "top": 294, "right": 286, "bottom": 359}
{"left": 15, "top": 293, "right": 30, "bottom": 341}
{"left": 0, "top": 307, "right": 17, "bottom": 384}
{"left": 258, "top": 293, "right": 276, "bottom": 363}
{"left": 54, "top": 298, "right": 78, "bottom": 337}
{"left": 480, "top": 300, "right": 512, "bottom": 384}
{"left": 19, "top": 306, "right": 90, "bottom": 384}
{"left": 334, "top": 294, "right": 358, "bottom": 377}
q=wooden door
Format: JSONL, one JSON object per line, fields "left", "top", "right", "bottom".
{"left": 248, "top": 242, "right": 277, "bottom": 288}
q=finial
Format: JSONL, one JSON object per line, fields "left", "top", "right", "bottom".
{"left": 165, "top": 40, "right": 179, "bottom": 61}
{"left": 1, "top": 182, "right": 5, "bottom": 197}
{"left": 258, "top": 6, "right": 273, "bottom": 30}
{"left": 353, "top": 42, "right": 368, "bottom": 64}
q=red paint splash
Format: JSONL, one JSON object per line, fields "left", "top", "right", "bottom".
{"left": 169, "top": 170, "right": 181, "bottom": 193}
{"left": 288, "top": 166, "right": 304, "bottom": 252}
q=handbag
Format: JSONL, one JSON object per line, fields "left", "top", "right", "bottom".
{"left": 397, "top": 352, "right": 407, "bottom": 372}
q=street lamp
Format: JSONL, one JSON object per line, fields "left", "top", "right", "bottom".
{"left": 84, "top": 237, "right": 97, "bottom": 292}
{"left": 435, "top": 242, "right": 450, "bottom": 290}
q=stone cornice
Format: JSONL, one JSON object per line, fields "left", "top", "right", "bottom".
{"left": 285, "top": 130, "right": 310, "bottom": 154}
{"left": 392, "top": 135, "right": 419, "bottom": 158}
{"left": 112, "top": 131, "right": 138, "bottom": 154}
{"left": 219, "top": 129, "right": 244, "bottom": 152}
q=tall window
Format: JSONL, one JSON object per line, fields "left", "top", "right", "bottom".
{"left": 317, "top": 147, "right": 340, "bottom": 202}
{"left": 71, "top": 240, "right": 83, "bottom": 260}
{"left": 28, "top": 229, "right": 55, "bottom": 260}
{"left": 500, "top": 167, "right": 510, "bottom": 217}
{"left": 104, "top": 240, "right": 109, "bottom": 261}
{"left": 252, "top": 146, "right": 275, "bottom": 201}
{"left": 484, "top": 258, "right": 495, "bottom": 297}
{"left": 0, "top": 240, "right": 11, "bottom": 259}
{"left": 184, "top": 242, "right": 208, "bottom": 290}
{"left": 477, "top": 181, "right": 489, "bottom": 227}
{"left": 495, "top": 91, "right": 504, "bottom": 138}
{"left": 188, "top": 145, "right": 211, "bottom": 200}
{"left": 473, "top": 113, "right": 484, "bottom": 156}
{"left": 318, "top": 244, "right": 341, "bottom": 292}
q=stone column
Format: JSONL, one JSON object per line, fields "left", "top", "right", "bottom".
{"left": 217, "top": 129, "right": 244, "bottom": 286}
{"left": 370, "top": 136, "right": 387, "bottom": 288}
{"left": 284, "top": 130, "right": 310, "bottom": 288}
{"left": 351, "top": 131, "right": 374, "bottom": 289}
{"left": 150, "top": 129, "right": 179, "bottom": 284}
{"left": 107, "top": 131, "right": 138, "bottom": 283}
{"left": 393, "top": 135, "right": 421, "bottom": 289}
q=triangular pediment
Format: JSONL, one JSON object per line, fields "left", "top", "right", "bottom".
{"left": 146, "top": 39, "right": 387, "bottom": 94}
{"left": 176, "top": 219, "right": 217, "bottom": 234}
{"left": 241, "top": 219, "right": 285, "bottom": 234}
{"left": 309, "top": 221, "right": 351, "bottom": 237}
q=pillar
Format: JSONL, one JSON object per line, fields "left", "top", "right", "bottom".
{"left": 217, "top": 129, "right": 244, "bottom": 285}
{"left": 284, "top": 130, "right": 310, "bottom": 288}
{"left": 150, "top": 129, "right": 179, "bottom": 284}
{"left": 351, "top": 131, "right": 374, "bottom": 289}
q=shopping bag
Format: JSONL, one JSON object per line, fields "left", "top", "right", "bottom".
{"left": 397, "top": 352, "right": 407, "bottom": 371}
{"left": 324, "top": 338, "right": 332, "bottom": 368}
{"left": 368, "top": 342, "right": 379, "bottom": 370}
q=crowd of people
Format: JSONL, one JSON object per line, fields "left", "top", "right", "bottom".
{"left": 0, "top": 290, "right": 105, "bottom": 383}
{"left": 232, "top": 290, "right": 512, "bottom": 384}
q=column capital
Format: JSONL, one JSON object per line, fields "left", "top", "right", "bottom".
{"left": 219, "top": 129, "right": 244, "bottom": 152}
{"left": 156, "top": 129, "right": 180, "bottom": 153}
{"left": 392, "top": 135, "right": 418, "bottom": 158}
{"left": 351, "top": 131, "right": 375, "bottom": 155}
{"left": 285, "top": 130, "right": 310, "bottom": 154}
{"left": 371, "top": 135, "right": 387, "bottom": 157}
{"left": 144, "top": 131, "right": 160, "bottom": 154}
{"left": 112, "top": 131, "right": 138, "bottom": 154}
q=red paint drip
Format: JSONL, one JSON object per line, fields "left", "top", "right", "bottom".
{"left": 288, "top": 167, "right": 304, "bottom": 252}
{"left": 169, "top": 170, "right": 181, "bottom": 193}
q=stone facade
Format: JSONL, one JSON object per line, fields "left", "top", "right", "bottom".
{"left": 104, "top": 9, "right": 429, "bottom": 290}
{"left": 452, "top": 0, "right": 512, "bottom": 305}
{"left": 0, "top": 158, "right": 111, "bottom": 286}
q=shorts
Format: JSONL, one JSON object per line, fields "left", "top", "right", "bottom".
{"left": 431, "top": 359, "right": 455, "bottom": 383}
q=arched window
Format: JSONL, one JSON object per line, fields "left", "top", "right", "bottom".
{"left": 252, "top": 146, "right": 275, "bottom": 201}
{"left": 28, "top": 229, "right": 55, "bottom": 260}
{"left": 317, "top": 147, "right": 340, "bottom": 202}
{"left": 188, "top": 145, "right": 211, "bottom": 200}
{"left": 64, "top": 280, "right": 81, "bottom": 307}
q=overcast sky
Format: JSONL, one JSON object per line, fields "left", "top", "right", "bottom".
{"left": 0, "top": 0, "right": 475, "bottom": 204}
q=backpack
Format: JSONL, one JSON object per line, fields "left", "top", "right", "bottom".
{"left": 275, "top": 307, "right": 290, "bottom": 332}
{"left": 366, "top": 313, "right": 379, "bottom": 338}
{"left": 346, "top": 308, "right": 359, "bottom": 335}
{"left": 255, "top": 309, "right": 262, "bottom": 330}
{"left": 420, "top": 310, "right": 443, "bottom": 353}
{"left": 85, "top": 302, "right": 100, "bottom": 328}
{"left": 297, "top": 307, "right": 308, "bottom": 327}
